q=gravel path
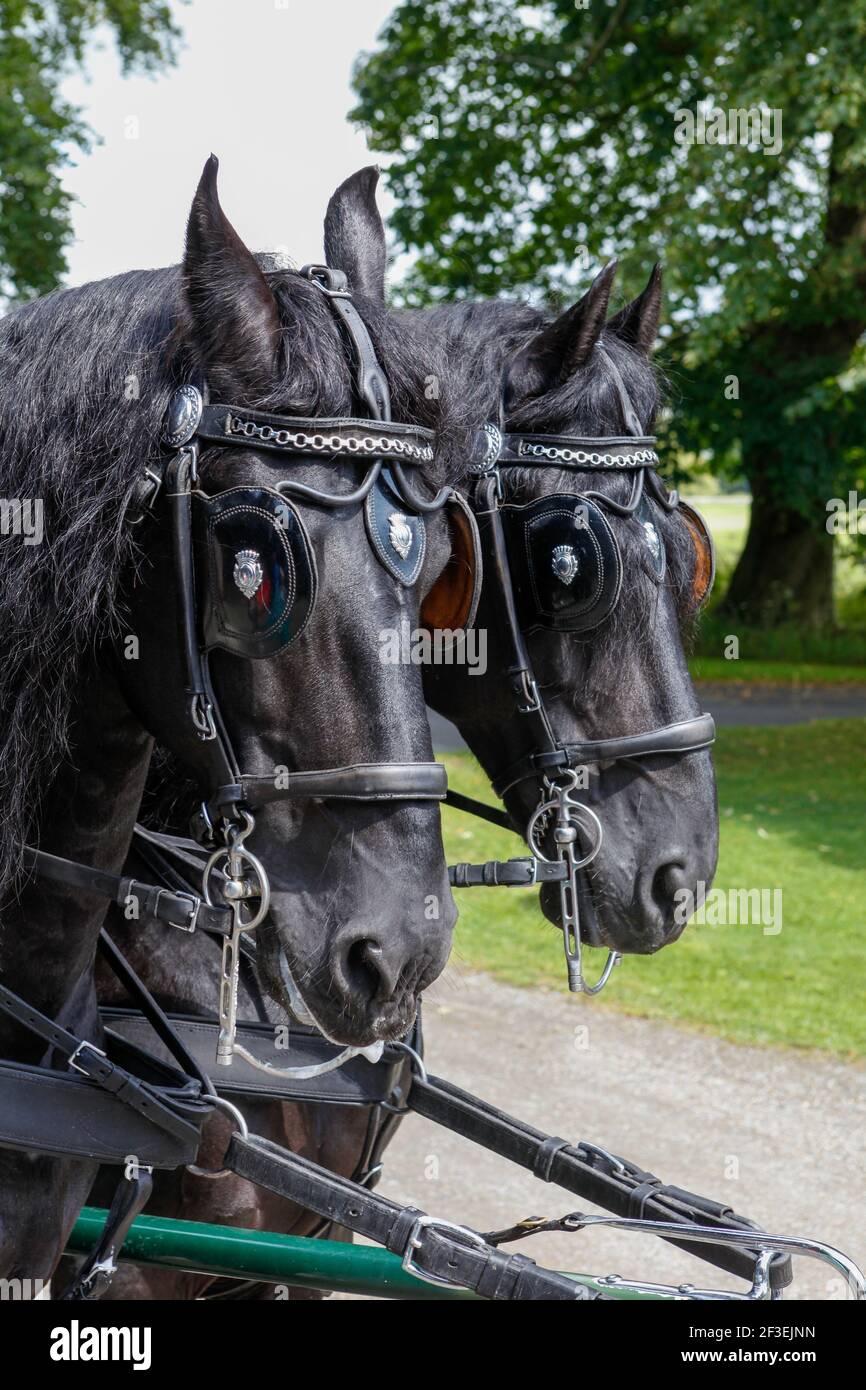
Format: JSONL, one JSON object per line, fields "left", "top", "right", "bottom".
{"left": 362, "top": 970, "right": 865, "bottom": 1301}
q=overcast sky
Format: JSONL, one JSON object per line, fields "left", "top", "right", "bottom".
{"left": 60, "top": 0, "right": 398, "bottom": 286}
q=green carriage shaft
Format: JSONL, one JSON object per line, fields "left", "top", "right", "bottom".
{"left": 67, "top": 1207, "right": 660, "bottom": 1301}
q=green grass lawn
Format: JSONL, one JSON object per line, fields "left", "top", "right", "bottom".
{"left": 443, "top": 720, "right": 866, "bottom": 1060}
{"left": 684, "top": 490, "right": 866, "bottom": 668}
{"left": 689, "top": 657, "right": 866, "bottom": 685}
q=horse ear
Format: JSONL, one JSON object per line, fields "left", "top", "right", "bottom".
{"left": 182, "top": 155, "right": 281, "bottom": 399}
{"left": 324, "top": 167, "right": 387, "bottom": 305}
{"left": 509, "top": 261, "right": 617, "bottom": 397}
{"left": 608, "top": 263, "right": 663, "bottom": 355}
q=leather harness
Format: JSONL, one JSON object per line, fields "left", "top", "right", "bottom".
{"left": 0, "top": 279, "right": 804, "bottom": 1302}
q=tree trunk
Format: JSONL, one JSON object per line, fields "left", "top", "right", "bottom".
{"left": 719, "top": 462, "right": 835, "bottom": 629}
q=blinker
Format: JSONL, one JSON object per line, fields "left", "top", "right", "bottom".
{"left": 193, "top": 486, "right": 317, "bottom": 659}
{"left": 503, "top": 493, "right": 622, "bottom": 634}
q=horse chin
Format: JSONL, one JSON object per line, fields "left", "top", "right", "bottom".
{"left": 274, "top": 953, "right": 413, "bottom": 1050}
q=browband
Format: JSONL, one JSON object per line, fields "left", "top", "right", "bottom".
{"left": 196, "top": 404, "right": 435, "bottom": 465}
{"left": 469, "top": 427, "right": 659, "bottom": 474}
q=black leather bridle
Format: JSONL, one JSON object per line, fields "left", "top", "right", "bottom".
{"left": 18, "top": 265, "right": 455, "bottom": 1073}
{"left": 446, "top": 347, "right": 716, "bottom": 993}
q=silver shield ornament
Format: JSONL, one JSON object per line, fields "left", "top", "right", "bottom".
{"left": 233, "top": 549, "right": 264, "bottom": 599}
{"left": 552, "top": 544, "right": 579, "bottom": 586}
{"left": 642, "top": 519, "right": 661, "bottom": 565}
{"left": 388, "top": 512, "right": 413, "bottom": 561}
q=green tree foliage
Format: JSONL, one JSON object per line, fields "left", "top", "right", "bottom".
{"left": 0, "top": 1, "right": 182, "bottom": 300}
{"left": 352, "top": 0, "right": 866, "bottom": 625}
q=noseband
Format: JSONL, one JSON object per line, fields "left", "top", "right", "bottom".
{"left": 450, "top": 347, "right": 716, "bottom": 994}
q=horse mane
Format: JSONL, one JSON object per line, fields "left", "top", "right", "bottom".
{"left": 0, "top": 263, "right": 462, "bottom": 902}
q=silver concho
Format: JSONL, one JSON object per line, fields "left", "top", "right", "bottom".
{"left": 163, "top": 384, "right": 203, "bottom": 448}
{"left": 388, "top": 512, "right": 413, "bottom": 561}
{"left": 641, "top": 519, "right": 661, "bottom": 564}
{"left": 233, "top": 549, "right": 264, "bottom": 599}
{"left": 468, "top": 422, "right": 503, "bottom": 475}
{"left": 552, "top": 544, "right": 579, "bottom": 586}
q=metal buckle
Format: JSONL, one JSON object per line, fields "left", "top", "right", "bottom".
{"left": 191, "top": 693, "right": 217, "bottom": 742}
{"left": 166, "top": 891, "right": 200, "bottom": 934}
{"left": 68, "top": 1040, "right": 108, "bottom": 1076}
{"left": 129, "top": 466, "right": 163, "bottom": 525}
{"left": 516, "top": 671, "right": 542, "bottom": 714}
{"left": 299, "top": 263, "right": 351, "bottom": 297}
{"left": 401, "top": 1215, "right": 490, "bottom": 1289}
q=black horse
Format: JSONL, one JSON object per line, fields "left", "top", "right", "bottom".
{"left": 330, "top": 170, "right": 719, "bottom": 956}
{"left": 77, "top": 171, "right": 718, "bottom": 1300}
{"left": 0, "top": 159, "right": 465, "bottom": 1283}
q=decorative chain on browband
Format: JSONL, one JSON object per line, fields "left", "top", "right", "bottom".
{"left": 516, "top": 441, "right": 659, "bottom": 469}
{"left": 226, "top": 413, "right": 434, "bottom": 462}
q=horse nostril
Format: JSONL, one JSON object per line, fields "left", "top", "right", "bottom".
{"left": 343, "top": 938, "right": 399, "bottom": 1004}
{"left": 651, "top": 861, "right": 688, "bottom": 917}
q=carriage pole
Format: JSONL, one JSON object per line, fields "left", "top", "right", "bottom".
{"left": 67, "top": 1207, "right": 654, "bottom": 1300}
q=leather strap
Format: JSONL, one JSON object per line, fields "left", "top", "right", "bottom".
{"left": 0, "top": 1056, "right": 205, "bottom": 1167}
{"left": 407, "top": 1071, "right": 792, "bottom": 1292}
{"left": 0, "top": 980, "right": 205, "bottom": 1145}
{"left": 197, "top": 406, "right": 434, "bottom": 465}
{"left": 492, "top": 713, "right": 717, "bottom": 798}
{"left": 496, "top": 433, "right": 658, "bottom": 469}
{"left": 22, "top": 846, "right": 231, "bottom": 937}
{"left": 226, "top": 1132, "right": 600, "bottom": 1300}
{"left": 102, "top": 1009, "right": 416, "bottom": 1107}
{"left": 444, "top": 789, "right": 513, "bottom": 832}
{"left": 211, "top": 761, "right": 448, "bottom": 813}
{"left": 56, "top": 1169, "right": 154, "bottom": 1301}
{"left": 449, "top": 858, "right": 567, "bottom": 887}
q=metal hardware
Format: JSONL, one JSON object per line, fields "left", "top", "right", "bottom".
{"left": 68, "top": 1040, "right": 108, "bottom": 1076}
{"left": 551, "top": 543, "right": 578, "bottom": 585}
{"left": 401, "top": 1216, "right": 490, "bottom": 1289}
{"left": 163, "top": 385, "right": 204, "bottom": 449}
{"left": 201, "top": 813, "right": 272, "bottom": 1067}
{"left": 517, "top": 441, "right": 659, "bottom": 469}
{"left": 515, "top": 671, "right": 542, "bottom": 715}
{"left": 468, "top": 422, "right": 503, "bottom": 474}
{"left": 167, "top": 891, "right": 200, "bottom": 934}
{"left": 233, "top": 549, "right": 263, "bottom": 599}
{"left": 190, "top": 693, "right": 217, "bottom": 742}
{"left": 567, "top": 1213, "right": 866, "bottom": 1301}
{"left": 527, "top": 771, "right": 619, "bottom": 995}
{"left": 387, "top": 512, "right": 413, "bottom": 559}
